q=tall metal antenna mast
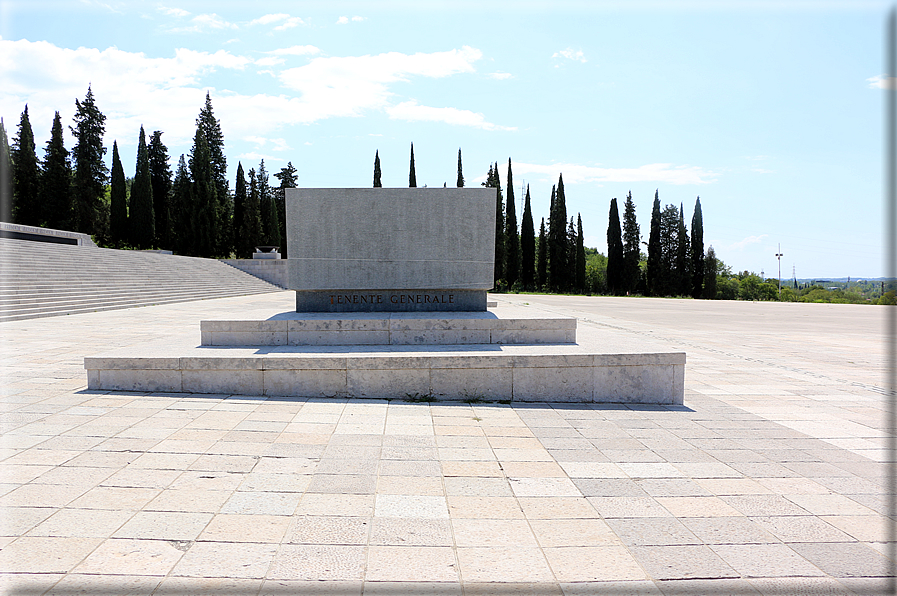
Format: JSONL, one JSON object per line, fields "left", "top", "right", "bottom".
{"left": 776, "top": 244, "right": 784, "bottom": 294}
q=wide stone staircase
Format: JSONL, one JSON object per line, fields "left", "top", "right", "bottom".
{"left": 0, "top": 238, "right": 285, "bottom": 323}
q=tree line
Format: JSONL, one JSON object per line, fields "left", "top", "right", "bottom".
{"left": 2, "top": 87, "right": 295, "bottom": 258}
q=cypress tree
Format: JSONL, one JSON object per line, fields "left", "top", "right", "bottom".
{"left": 456, "top": 148, "right": 464, "bottom": 187}
{"left": 676, "top": 202, "right": 689, "bottom": 296}
{"left": 233, "top": 162, "right": 248, "bottom": 257}
{"left": 606, "top": 198, "right": 624, "bottom": 294}
{"left": 483, "top": 163, "right": 504, "bottom": 288}
{"left": 70, "top": 86, "right": 107, "bottom": 236}
{"left": 246, "top": 168, "right": 262, "bottom": 251}
{"left": 189, "top": 127, "right": 216, "bottom": 257}
{"left": 109, "top": 141, "right": 127, "bottom": 247}
{"left": 567, "top": 217, "right": 577, "bottom": 290}
{"left": 622, "top": 191, "right": 641, "bottom": 295}
{"left": 171, "top": 154, "right": 192, "bottom": 255}
{"left": 659, "top": 203, "right": 680, "bottom": 296}
{"left": 273, "top": 162, "right": 297, "bottom": 257}
{"left": 196, "top": 93, "right": 229, "bottom": 256}
{"left": 0, "top": 119, "right": 11, "bottom": 223}
{"left": 548, "top": 175, "right": 569, "bottom": 292}
{"left": 12, "top": 105, "right": 40, "bottom": 226}
{"left": 520, "top": 184, "right": 535, "bottom": 290}
{"left": 575, "top": 214, "right": 586, "bottom": 293}
{"left": 408, "top": 143, "right": 417, "bottom": 187}
{"left": 690, "top": 196, "right": 704, "bottom": 298}
{"left": 148, "top": 131, "right": 172, "bottom": 249}
{"left": 646, "top": 190, "right": 661, "bottom": 296}
{"left": 130, "top": 126, "right": 155, "bottom": 249}
{"left": 536, "top": 217, "right": 548, "bottom": 290}
{"left": 504, "top": 158, "right": 520, "bottom": 289}
{"left": 258, "top": 160, "right": 281, "bottom": 248}
{"left": 41, "top": 111, "right": 72, "bottom": 230}
{"left": 703, "top": 245, "right": 717, "bottom": 299}
{"left": 373, "top": 150, "right": 382, "bottom": 187}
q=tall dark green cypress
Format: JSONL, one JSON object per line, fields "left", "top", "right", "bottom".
{"left": 548, "top": 175, "right": 569, "bottom": 292}
{"left": 536, "top": 217, "right": 548, "bottom": 290}
{"left": 483, "top": 163, "right": 504, "bottom": 288}
{"left": 258, "top": 160, "right": 280, "bottom": 248}
{"left": 246, "top": 168, "right": 262, "bottom": 251}
{"left": 606, "top": 198, "right": 624, "bottom": 294}
{"left": 646, "top": 190, "right": 662, "bottom": 296}
{"left": 567, "top": 217, "right": 577, "bottom": 290}
{"left": 703, "top": 245, "right": 717, "bottom": 299}
{"left": 621, "top": 191, "right": 641, "bottom": 294}
{"left": 233, "top": 162, "right": 249, "bottom": 257}
{"left": 456, "top": 148, "right": 464, "bottom": 187}
{"left": 676, "top": 202, "right": 689, "bottom": 296}
{"left": 373, "top": 150, "right": 382, "bottom": 187}
{"left": 659, "top": 203, "right": 680, "bottom": 296}
{"left": 408, "top": 143, "right": 417, "bottom": 187}
{"left": 12, "top": 105, "right": 40, "bottom": 226}
{"left": 70, "top": 86, "right": 107, "bottom": 236}
{"left": 273, "top": 162, "right": 297, "bottom": 257}
{"left": 575, "top": 214, "right": 586, "bottom": 293}
{"left": 690, "top": 196, "right": 704, "bottom": 298}
{"left": 109, "top": 141, "right": 127, "bottom": 247}
{"left": 41, "top": 112, "right": 72, "bottom": 230}
{"left": 148, "top": 131, "right": 172, "bottom": 249}
{"left": 196, "top": 93, "right": 229, "bottom": 256}
{"left": 520, "top": 184, "right": 535, "bottom": 290}
{"left": 130, "top": 126, "right": 154, "bottom": 249}
{"left": 171, "top": 154, "right": 192, "bottom": 255}
{"left": 189, "top": 127, "right": 216, "bottom": 257}
{"left": 504, "top": 158, "right": 520, "bottom": 289}
{"left": 0, "top": 119, "right": 11, "bottom": 223}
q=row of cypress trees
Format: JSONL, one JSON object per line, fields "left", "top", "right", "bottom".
{"left": 2, "top": 89, "right": 295, "bottom": 259}
{"left": 605, "top": 191, "right": 715, "bottom": 298}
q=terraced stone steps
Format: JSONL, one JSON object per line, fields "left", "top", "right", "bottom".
{"left": 0, "top": 237, "right": 284, "bottom": 322}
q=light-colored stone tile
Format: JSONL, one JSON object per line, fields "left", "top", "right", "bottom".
{"left": 68, "top": 486, "right": 160, "bottom": 510}
{"left": 628, "top": 545, "right": 738, "bottom": 580}
{"left": 530, "top": 518, "right": 621, "bottom": 547}
{"left": 365, "top": 546, "right": 458, "bottom": 582}
{"left": 112, "top": 511, "right": 212, "bottom": 541}
{"left": 711, "top": 543, "right": 825, "bottom": 577}
{"left": 369, "top": 518, "right": 453, "bottom": 546}
{"left": 544, "top": 546, "right": 648, "bottom": 582}
{"left": 296, "top": 493, "right": 375, "bottom": 517}
{"left": 656, "top": 496, "right": 744, "bottom": 518}
{"left": 73, "top": 538, "right": 184, "bottom": 576}
{"left": 287, "top": 515, "right": 369, "bottom": 545}
{"left": 518, "top": 497, "right": 599, "bottom": 519}
{"left": 447, "top": 496, "right": 525, "bottom": 519}
{"left": 451, "top": 519, "right": 538, "bottom": 547}
{"left": 680, "top": 517, "right": 778, "bottom": 545}
{"left": 377, "top": 475, "right": 445, "bottom": 496}
{"left": 784, "top": 493, "right": 877, "bottom": 516}
{"left": 508, "top": 476, "right": 581, "bottom": 497}
{"left": 457, "top": 546, "right": 555, "bottom": 582}
{"left": 375, "top": 495, "right": 449, "bottom": 519}
{"left": 198, "top": 513, "right": 291, "bottom": 543}
{"left": 220, "top": 491, "right": 302, "bottom": 516}
{"left": 171, "top": 541, "right": 278, "bottom": 578}
{"left": 268, "top": 544, "right": 366, "bottom": 581}
{"left": 0, "top": 536, "right": 103, "bottom": 573}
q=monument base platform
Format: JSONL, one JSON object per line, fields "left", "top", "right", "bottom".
{"left": 84, "top": 303, "right": 685, "bottom": 405}
{"left": 200, "top": 311, "right": 576, "bottom": 346}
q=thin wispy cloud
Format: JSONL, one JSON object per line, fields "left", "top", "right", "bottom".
{"left": 512, "top": 162, "right": 717, "bottom": 186}
{"left": 268, "top": 45, "right": 320, "bottom": 56}
{"left": 336, "top": 16, "right": 365, "bottom": 25}
{"left": 552, "top": 48, "right": 587, "bottom": 64}
{"left": 248, "top": 13, "right": 304, "bottom": 31}
{"left": 386, "top": 100, "right": 514, "bottom": 131}
{"left": 167, "top": 13, "right": 237, "bottom": 33}
{"left": 729, "top": 234, "right": 768, "bottom": 251}
{"left": 489, "top": 72, "right": 512, "bottom": 80}
{"left": 867, "top": 74, "right": 896, "bottom": 90}
{"left": 159, "top": 6, "right": 189, "bottom": 17}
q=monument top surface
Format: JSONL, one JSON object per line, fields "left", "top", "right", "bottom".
{"left": 285, "top": 188, "right": 496, "bottom": 312}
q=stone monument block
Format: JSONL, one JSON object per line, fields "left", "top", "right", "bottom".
{"left": 286, "top": 188, "right": 496, "bottom": 312}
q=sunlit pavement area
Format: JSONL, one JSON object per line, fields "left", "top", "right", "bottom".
{"left": 0, "top": 291, "right": 893, "bottom": 595}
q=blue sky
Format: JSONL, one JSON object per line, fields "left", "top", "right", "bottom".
{"left": 1, "top": 0, "right": 887, "bottom": 278}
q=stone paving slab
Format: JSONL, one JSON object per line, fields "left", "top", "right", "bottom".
{"left": 0, "top": 292, "right": 894, "bottom": 594}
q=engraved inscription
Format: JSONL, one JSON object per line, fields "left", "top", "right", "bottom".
{"left": 330, "top": 293, "right": 455, "bottom": 305}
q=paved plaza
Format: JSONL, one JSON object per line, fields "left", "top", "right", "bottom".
{"left": 0, "top": 291, "right": 893, "bottom": 594}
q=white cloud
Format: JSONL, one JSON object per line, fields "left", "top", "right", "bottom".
{"left": 751, "top": 168, "right": 774, "bottom": 174}
{"left": 351, "top": 16, "right": 365, "bottom": 22}
{"left": 386, "top": 100, "right": 514, "bottom": 131}
{"left": 553, "top": 48, "right": 587, "bottom": 63}
{"left": 249, "top": 13, "right": 289, "bottom": 26}
{"left": 277, "top": 46, "right": 483, "bottom": 121}
{"left": 168, "top": 13, "right": 237, "bottom": 33}
{"left": 511, "top": 161, "right": 717, "bottom": 186}
{"left": 245, "top": 135, "right": 291, "bottom": 151}
{"left": 0, "top": 39, "right": 250, "bottom": 147}
{"left": 336, "top": 16, "right": 349, "bottom": 25}
{"left": 867, "top": 74, "right": 896, "bottom": 90}
{"left": 729, "top": 234, "right": 768, "bottom": 251}
{"left": 489, "top": 72, "right": 512, "bottom": 80}
{"left": 159, "top": 6, "right": 189, "bottom": 17}
{"left": 268, "top": 45, "right": 320, "bottom": 56}
{"left": 274, "top": 17, "right": 304, "bottom": 31}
